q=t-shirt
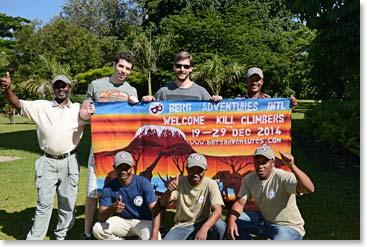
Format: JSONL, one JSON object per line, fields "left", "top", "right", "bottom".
{"left": 167, "top": 176, "right": 224, "bottom": 229}
{"left": 99, "top": 175, "right": 157, "bottom": 221}
{"left": 20, "top": 99, "right": 87, "bottom": 155}
{"left": 86, "top": 77, "right": 138, "bottom": 102}
{"left": 155, "top": 81, "right": 211, "bottom": 100}
{"left": 238, "top": 167, "right": 305, "bottom": 236}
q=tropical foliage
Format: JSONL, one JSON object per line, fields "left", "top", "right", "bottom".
{"left": 0, "top": 0, "right": 360, "bottom": 156}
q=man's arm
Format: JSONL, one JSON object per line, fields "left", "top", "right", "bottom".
{"left": 159, "top": 175, "right": 179, "bottom": 207}
{"left": 148, "top": 201, "right": 161, "bottom": 240}
{"left": 194, "top": 204, "right": 223, "bottom": 240}
{"left": 1, "top": 72, "right": 21, "bottom": 110}
{"left": 280, "top": 151, "right": 315, "bottom": 194}
{"left": 226, "top": 198, "right": 247, "bottom": 240}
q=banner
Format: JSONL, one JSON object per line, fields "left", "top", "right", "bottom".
{"left": 91, "top": 98, "right": 292, "bottom": 205}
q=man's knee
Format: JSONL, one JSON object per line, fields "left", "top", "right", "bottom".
{"left": 92, "top": 222, "right": 104, "bottom": 240}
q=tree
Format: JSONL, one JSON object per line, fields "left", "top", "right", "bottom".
{"left": 130, "top": 25, "right": 173, "bottom": 95}
{"left": 14, "top": 19, "right": 120, "bottom": 77}
{"left": 0, "top": 13, "right": 30, "bottom": 70}
{"left": 61, "top": 0, "right": 143, "bottom": 38}
{"left": 155, "top": 1, "right": 313, "bottom": 97}
{"left": 20, "top": 55, "right": 71, "bottom": 99}
{"left": 191, "top": 54, "right": 245, "bottom": 95}
{"left": 286, "top": 0, "right": 359, "bottom": 100}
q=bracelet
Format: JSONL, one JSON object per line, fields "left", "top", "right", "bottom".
{"left": 229, "top": 210, "right": 241, "bottom": 218}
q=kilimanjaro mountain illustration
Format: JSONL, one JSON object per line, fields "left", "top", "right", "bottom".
{"left": 93, "top": 124, "right": 288, "bottom": 204}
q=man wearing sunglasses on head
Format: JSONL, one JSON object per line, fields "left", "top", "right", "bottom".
{"left": 142, "top": 51, "right": 222, "bottom": 102}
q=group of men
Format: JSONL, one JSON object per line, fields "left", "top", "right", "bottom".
{"left": 0, "top": 50, "right": 313, "bottom": 240}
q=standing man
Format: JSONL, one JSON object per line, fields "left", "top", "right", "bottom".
{"left": 81, "top": 51, "right": 139, "bottom": 240}
{"left": 161, "top": 153, "right": 226, "bottom": 240}
{"left": 0, "top": 72, "right": 94, "bottom": 240}
{"left": 226, "top": 145, "right": 315, "bottom": 240}
{"left": 236, "top": 67, "right": 298, "bottom": 108}
{"left": 92, "top": 151, "right": 161, "bottom": 240}
{"left": 142, "top": 51, "right": 222, "bottom": 102}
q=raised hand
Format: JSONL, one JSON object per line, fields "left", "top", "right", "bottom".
{"left": 279, "top": 151, "right": 295, "bottom": 169}
{"left": 115, "top": 195, "right": 125, "bottom": 214}
{"left": 0, "top": 72, "right": 11, "bottom": 90}
{"left": 167, "top": 175, "right": 179, "bottom": 192}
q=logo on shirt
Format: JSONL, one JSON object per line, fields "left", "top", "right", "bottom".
{"left": 198, "top": 195, "right": 204, "bottom": 203}
{"left": 268, "top": 190, "right": 276, "bottom": 199}
{"left": 134, "top": 196, "right": 143, "bottom": 206}
{"left": 149, "top": 103, "right": 164, "bottom": 115}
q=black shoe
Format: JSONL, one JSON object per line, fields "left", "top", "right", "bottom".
{"left": 80, "top": 233, "right": 92, "bottom": 240}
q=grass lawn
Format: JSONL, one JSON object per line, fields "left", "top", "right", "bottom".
{"left": 0, "top": 100, "right": 360, "bottom": 240}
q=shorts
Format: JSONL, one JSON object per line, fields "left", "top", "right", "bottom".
{"left": 86, "top": 147, "right": 98, "bottom": 198}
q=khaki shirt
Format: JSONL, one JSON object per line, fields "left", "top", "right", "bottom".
{"left": 238, "top": 168, "right": 305, "bottom": 236}
{"left": 167, "top": 176, "right": 224, "bottom": 229}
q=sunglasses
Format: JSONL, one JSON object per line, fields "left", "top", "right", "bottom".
{"left": 175, "top": 64, "right": 191, "bottom": 69}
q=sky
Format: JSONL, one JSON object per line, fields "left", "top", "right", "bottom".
{"left": 0, "top": 0, "right": 65, "bottom": 25}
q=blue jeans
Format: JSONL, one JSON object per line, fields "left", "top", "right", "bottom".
{"left": 235, "top": 211, "right": 303, "bottom": 240}
{"left": 164, "top": 218, "right": 226, "bottom": 240}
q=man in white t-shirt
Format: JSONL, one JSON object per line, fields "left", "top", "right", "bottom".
{"left": 1, "top": 73, "right": 94, "bottom": 240}
{"left": 226, "top": 145, "right": 315, "bottom": 240}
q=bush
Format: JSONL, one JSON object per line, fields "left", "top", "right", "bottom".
{"left": 302, "top": 99, "right": 359, "bottom": 156}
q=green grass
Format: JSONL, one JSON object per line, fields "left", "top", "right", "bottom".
{"left": 0, "top": 115, "right": 91, "bottom": 240}
{"left": 0, "top": 101, "right": 360, "bottom": 240}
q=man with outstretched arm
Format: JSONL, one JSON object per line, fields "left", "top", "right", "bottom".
{"left": 226, "top": 145, "right": 314, "bottom": 240}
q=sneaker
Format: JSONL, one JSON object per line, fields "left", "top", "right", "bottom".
{"left": 80, "top": 232, "right": 92, "bottom": 240}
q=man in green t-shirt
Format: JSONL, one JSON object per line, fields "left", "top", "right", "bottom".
{"left": 161, "top": 153, "right": 226, "bottom": 240}
{"left": 226, "top": 145, "right": 315, "bottom": 240}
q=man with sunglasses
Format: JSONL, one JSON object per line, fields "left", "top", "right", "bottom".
{"left": 92, "top": 151, "right": 161, "bottom": 240}
{"left": 0, "top": 72, "right": 95, "bottom": 240}
{"left": 142, "top": 51, "right": 222, "bottom": 102}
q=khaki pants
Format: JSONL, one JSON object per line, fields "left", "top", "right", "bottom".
{"left": 93, "top": 216, "right": 161, "bottom": 240}
{"left": 26, "top": 154, "right": 79, "bottom": 240}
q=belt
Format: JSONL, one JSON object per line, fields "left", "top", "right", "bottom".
{"left": 42, "top": 149, "right": 77, "bottom": 160}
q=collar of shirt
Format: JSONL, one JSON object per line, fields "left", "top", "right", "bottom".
{"left": 51, "top": 99, "right": 72, "bottom": 108}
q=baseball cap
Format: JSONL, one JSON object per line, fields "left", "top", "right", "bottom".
{"left": 254, "top": 145, "right": 275, "bottom": 160}
{"left": 114, "top": 151, "right": 134, "bottom": 168}
{"left": 246, "top": 67, "right": 263, "bottom": 79}
{"left": 187, "top": 153, "right": 207, "bottom": 170}
{"left": 52, "top": 74, "right": 72, "bottom": 86}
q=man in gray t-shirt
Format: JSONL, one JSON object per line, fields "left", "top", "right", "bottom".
{"left": 142, "top": 51, "right": 222, "bottom": 102}
{"left": 81, "top": 51, "right": 139, "bottom": 240}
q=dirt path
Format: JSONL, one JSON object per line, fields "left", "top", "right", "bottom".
{"left": 0, "top": 155, "right": 21, "bottom": 162}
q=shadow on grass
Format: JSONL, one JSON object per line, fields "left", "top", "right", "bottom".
{"left": 0, "top": 205, "right": 178, "bottom": 240}
{"left": 0, "top": 126, "right": 92, "bottom": 167}
{"left": 0, "top": 205, "right": 87, "bottom": 240}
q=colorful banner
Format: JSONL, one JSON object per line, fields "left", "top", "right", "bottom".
{"left": 91, "top": 98, "right": 292, "bottom": 205}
